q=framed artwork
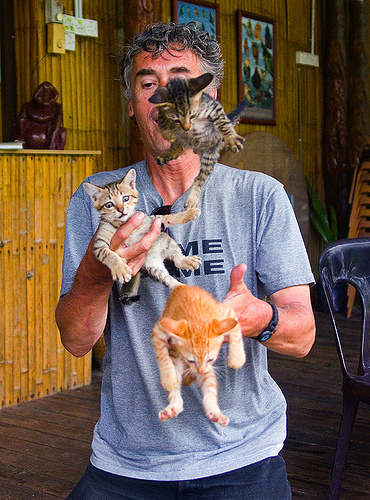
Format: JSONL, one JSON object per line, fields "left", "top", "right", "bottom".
{"left": 238, "top": 11, "right": 276, "bottom": 125}
{"left": 173, "top": 0, "right": 219, "bottom": 41}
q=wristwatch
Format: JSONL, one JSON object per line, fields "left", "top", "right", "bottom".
{"left": 252, "top": 302, "right": 279, "bottom": 342}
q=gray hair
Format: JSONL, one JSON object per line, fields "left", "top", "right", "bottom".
{"left": 120, "top": 22, "right": 224, "bottom": 100}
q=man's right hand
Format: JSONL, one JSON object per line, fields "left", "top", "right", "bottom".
{"left": 110, "top": 212, "right": 161, "bottom": 277}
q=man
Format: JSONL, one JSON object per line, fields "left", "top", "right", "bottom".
{"left": 56, "top": 22, "right": 316, "bottom": 499}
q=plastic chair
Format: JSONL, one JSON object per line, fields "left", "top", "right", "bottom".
{"left": 319, "top": 238, "right": 370, "bottom": 499}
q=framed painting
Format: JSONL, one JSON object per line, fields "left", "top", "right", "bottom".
{"left": 173, "top": 0, "right": 219, "bottom": 41}
{"left": 238, "top": 11, "right": 276, "bottom": 125}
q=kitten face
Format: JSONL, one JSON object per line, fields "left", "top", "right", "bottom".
{"left": 160, "top": 316, "right": 236, "bottom": 374}
{"left": 179, "top": 338, "right": 224, "bottom": 374}
{"left": 83, "top": 169, "right": 139, "bottom": 224}
{"left": 149, "top": 73, "right": 214, "bottom": 131}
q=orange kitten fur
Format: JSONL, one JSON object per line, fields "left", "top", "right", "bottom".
{"left": 152, "top": 285, "right": 246, "bottom": 426}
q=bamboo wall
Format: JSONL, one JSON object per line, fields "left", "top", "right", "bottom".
{"left": 13, "top": 0, "right": 125, "bottom": 172}
{"left": 0, "top": 151, "right": 99, "bottom": 408}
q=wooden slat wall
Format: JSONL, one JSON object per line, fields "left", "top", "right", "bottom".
{"left": 0, "top": 151, "right": 99, "bottom": 408}
{"left": 13, "top": 0, "right": 125, "bottom": 173}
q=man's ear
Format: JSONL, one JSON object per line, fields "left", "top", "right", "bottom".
{"left": 210, "top": 87, "right": 218, "bottom": 100}
{"left": 128, "top": 101, "right": 134, "bottom": 117}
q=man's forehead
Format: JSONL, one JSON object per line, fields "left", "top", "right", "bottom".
{"left": 132, "top": 49, "right": 200, "bottom": 76}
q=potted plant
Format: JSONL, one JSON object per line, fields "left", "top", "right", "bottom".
{"left": 305, "top": 177, "right": 346, "bottom": 312}
{"left": 305, "top": 177, "right": 338, "bottom": 244}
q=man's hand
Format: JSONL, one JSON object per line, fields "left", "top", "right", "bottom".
{"left": 110, "top": 212, "right": 162, "bottom": 276}
{"left": 224, "top": 264, "right": 273, "bottom": 339}
{"left": 224, "top": 264, "right": 316, "bottom": 358}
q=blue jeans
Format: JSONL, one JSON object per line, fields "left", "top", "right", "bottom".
{"left": 66, "top": 456, "right": 291, "bottom": 499}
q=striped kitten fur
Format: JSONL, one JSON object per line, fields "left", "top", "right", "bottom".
{"left": 83, "top": 169, "right": 201, "bottom": 302}
{"left": 152, "top": 285, "right": 246, "bottom": 426}
{"left": 149, "top": 73, "right": 248, "bottom": 210}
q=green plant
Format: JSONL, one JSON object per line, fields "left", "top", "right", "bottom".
{"left": 305, "top": 177, "right": 338, "bottom": 244}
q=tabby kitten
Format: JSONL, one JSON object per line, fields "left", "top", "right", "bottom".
{"left": 149, "top": 73, "right": 248, "bottom": 210}
{"left": 152, "top": 285, "right": 246, "bottom": 426}
{"left": 83, "top": 169, "right": 201, "bottom": 302}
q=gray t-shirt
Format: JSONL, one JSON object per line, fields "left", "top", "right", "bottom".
{"left": 61, "top": 161, "right": 314, "bottom": 481}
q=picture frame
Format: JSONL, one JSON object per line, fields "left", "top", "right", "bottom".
{"left": 173, "top": 0, "right": 219, "bottom": 41}
{"left": 238, "top": 11, "right": 276, "bottom": 125}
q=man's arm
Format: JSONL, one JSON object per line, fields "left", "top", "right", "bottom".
{"left": 224, "top": 264, "right": 316, "bottom": 358}
{"left": 55, "top": 213, "right": 161, "bottom": 357}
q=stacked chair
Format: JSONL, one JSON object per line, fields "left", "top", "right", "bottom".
{"left": 346, "top": 144, "right": 370, "bottom": 317}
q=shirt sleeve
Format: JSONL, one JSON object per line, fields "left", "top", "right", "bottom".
{"left": 255, "top": 181, "right": 315, "bottom": 297}
{"left": 60, "top": 186, "right": 97, "bottom": 296}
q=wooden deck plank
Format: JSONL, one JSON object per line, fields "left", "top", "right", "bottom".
{"left": 0, "top": 433, "right": 90, "bottom": 466}
{"left": 0, "top": 423, "right": 93, "bottom": 453}
{"left": 0, "top": 461, "right": 76, "bottom": 499}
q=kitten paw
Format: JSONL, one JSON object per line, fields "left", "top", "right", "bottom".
{"left": 225, "top": 135, "right": 245, "bottom": 153}
{"left": 183, "top": 207, "right": 201, "bottom": 221}
{"left": 178, "top": 255, "right": 202, "bottom": 271}
{"left": 207, "top": 412, "right": 229, "bottom": 427}
{"left": 184, "top": 196, "right": 200, "bottom": 210}
{"left": 156, "top": 155, "right": 168, "bottom": 165}
{"left": 112, "top": 261, "right": 132, "bottom": 284}
{"left": 159, "top": 404, "right": 183, "bottom": 421}
{"left": 156, "top": 152, "right": 179, "bottom": 165}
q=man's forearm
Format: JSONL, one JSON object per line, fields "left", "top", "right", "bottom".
{"left": 257, "top": 299, "right": 316, "bottom": 358}
{"left": 55, "top": 247, "right": 113, "bottom": 357}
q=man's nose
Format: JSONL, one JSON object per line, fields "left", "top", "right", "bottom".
{"left": 158, "top": 76, "right": 169, "bottom": 88}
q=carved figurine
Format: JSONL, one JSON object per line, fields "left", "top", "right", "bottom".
{"left": 15, "top": 81, "right": 66, "bottom": 149}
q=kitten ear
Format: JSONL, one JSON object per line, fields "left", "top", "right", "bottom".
{"left": 159, "top": 318, "right": 187, "bottom": 340}
{"left": 148, "top": 88, "right": 169, "bottom": 105}
{"left": 211, "top": 318, "right": 238, "bottom": 336}
{"left": 83, "top": 182, "right": 103, "bottom": 202}
{"left": 121, "top": 168, "right": 136, "bottom": 190}
{"left": 188, "top": 73, "right": 214, "bottom": 95}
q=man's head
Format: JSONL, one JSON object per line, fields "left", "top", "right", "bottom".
{"left": 121, "top": 22, "right": 224, "bottom": 100}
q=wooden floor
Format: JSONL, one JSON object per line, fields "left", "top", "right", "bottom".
{"left": 0, "top": 310, "right": 369, "bottom": 499}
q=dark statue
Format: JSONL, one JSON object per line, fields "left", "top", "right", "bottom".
{"left": 15, "top": 81, "right": 66, "bottom": 149}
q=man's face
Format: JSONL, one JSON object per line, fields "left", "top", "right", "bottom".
{"left": 128, "top": 49, "right": 204, "bottom": 160}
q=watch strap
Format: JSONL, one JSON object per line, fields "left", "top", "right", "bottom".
{"left": 252, "top": 302, "right": 278, "bottom": 342}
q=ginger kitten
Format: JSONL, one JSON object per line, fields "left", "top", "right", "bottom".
{"left": 152, "top": 285, "right": 246, "bottom": 426}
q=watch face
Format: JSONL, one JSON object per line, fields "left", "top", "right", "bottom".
{"left": 259, "top": 331, "right": 273, "bottom": 342}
